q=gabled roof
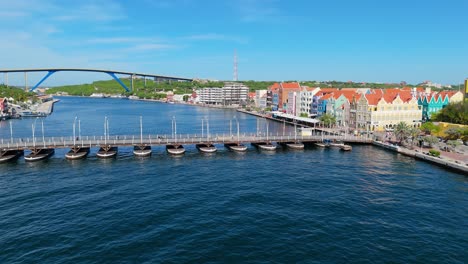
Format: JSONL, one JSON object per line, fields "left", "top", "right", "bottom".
{"left": 437, "top": 91, "right": 456, "bottom": 100}
{"left": 269, "top": 82, "right": 281, "bottom": 91}
{"left": 280, "top": 82, "right": 301, "bottom": 89}
{"left": 334, "top": 91, "right": 358, "bottom": 102}
{"left": 319, "top": 88, "right": 339, "bottom": 93}
{"left": 365, "top": 94, "right": 381, "bottom": 105}
{"left": 398, "top": 92, "right": 413, "bottom": 102}
{"left": 320, "top": 93, "right": 334, "bottom": 100}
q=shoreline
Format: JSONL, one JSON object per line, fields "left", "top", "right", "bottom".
{"left": 372, "top": 141, "right": 467, "bottom": 175}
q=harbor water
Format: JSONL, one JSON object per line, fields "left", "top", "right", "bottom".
{"left": 0, "top": 97, "right": 467, "bottom": 263}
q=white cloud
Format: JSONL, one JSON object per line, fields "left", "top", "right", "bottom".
{"left": 87, "top": 37, "right": 159, "bottom": 44}
{"left": 184, "top": 33, "right": 248, "bottom": 44}
{"left": 235, "top": 0, "right": 281, "bottom": 22}
{"left": 126, "top": 44, "right": 177, "bottom": 51}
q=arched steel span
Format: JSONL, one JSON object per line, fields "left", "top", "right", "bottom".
{"left": 0, "top": 68, "right": 193, "bottom": 92}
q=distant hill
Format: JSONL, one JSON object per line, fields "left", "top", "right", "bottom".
{"left": 46, "top": 78, "right": 224, "bottom": 99}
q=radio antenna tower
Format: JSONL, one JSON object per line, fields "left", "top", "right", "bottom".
{"left": 233, "top": 49, "right": 238, "bottom": 81}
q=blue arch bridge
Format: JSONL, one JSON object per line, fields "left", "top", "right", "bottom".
{"left": 0, "top": 68, "right": 193, "bottom": 92}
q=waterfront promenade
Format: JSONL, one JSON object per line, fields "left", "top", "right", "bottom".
{"left": 372, "top": 141, "right": 468, "bottom": 174}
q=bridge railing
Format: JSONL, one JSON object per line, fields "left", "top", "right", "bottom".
{"left": 0, "top": 133, "right": 372, "bottom": 150}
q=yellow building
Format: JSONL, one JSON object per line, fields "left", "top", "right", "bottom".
{"left": 355, "top": 90, "right": 422, "bottom": 132}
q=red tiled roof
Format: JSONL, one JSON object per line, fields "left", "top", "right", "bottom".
{"left": 365, "top": 94, "right": 381, "bottom": 105}
{"left": 321, "top": 93, "right": 334, "bottom": 100}
{"left": 334, "top": 91, "right": 358, "bottom": 102}
{"left": 399, "top": 92, "right": 413, "bottom": 102}
{"left": 437, "top": 91, "right": 456, "bottom": 98}
{"left": 280, "top": 82, "right": 301, "bottom": 89}
{"left": 269, "top": 82, "right": 280, "bottom": 91}
{"left": 382, "top": 93, "right": 395, "bottom": 103}
{"left": 320, "top": 88, "right": 339, "bottom": 93}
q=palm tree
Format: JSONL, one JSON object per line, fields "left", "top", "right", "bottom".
{"left": 395, "top": 122, "right": 410, "bottom": 145}
{"left": 408, "top": 127, "right": 421, "bottom": 148}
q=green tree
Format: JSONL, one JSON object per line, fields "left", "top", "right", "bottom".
{"left": 319, "top": 114, "right": 336, "bottom": 127}
{"left": 408, "top": 127, "right": 421, "bottom": 148}
{"left": 444, "top": 127, "right": 461, "bottom": 140}
{"left": 460, "top": 127, "right": 468, "bottom": 142}
{"left": 432, "top": 102, "right": 468, "bottom": 125}
{"left": 420, "top": 122, "right": 441, "bottom": 135}
{"left": 446, "top": 140, "right": 461, "bottom": 151}
{"left": 423, "top": 135, "right": 439, "bottom": 147}
{"left": 395, "top": 122, "right": 410, "bottom": 144}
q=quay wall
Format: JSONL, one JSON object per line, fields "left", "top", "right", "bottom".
{"left": 372, "top": 141, "right": 468, "bottom": 175}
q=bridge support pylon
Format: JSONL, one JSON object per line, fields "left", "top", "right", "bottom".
{"left": 31, "top": 70, "right": 57, "bottom": 92}
{"left": 106, "top": 72, "right": 130, "bottom": 92}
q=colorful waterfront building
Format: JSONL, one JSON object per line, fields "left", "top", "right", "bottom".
{"left": 326, "top": 91, "right": 357, "bottom": 127}
{"left": 355, "top": 90, "right": 422, "bottom": 132}
{"left": 278, "top": 82, "right": 301, "bottom": 111}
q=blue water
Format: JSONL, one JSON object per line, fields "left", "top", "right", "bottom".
{"left": 0, "top": 97, "right": 467, "bottom": 263}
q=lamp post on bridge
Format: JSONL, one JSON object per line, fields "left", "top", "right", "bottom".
{"left": 41, "top": 119, "right": 45, "bottom": 145}
{"left": 172, "top": 116, "right": 177, "bottom": 140}
{"left": 234, "top": 116, "right": 240, "bottom": 142}
{"left": 104, "top": 116, "right": 109, "bottom": 145}
{"left": 73, "top": 116, "right": 77, "bottom": 146}
{"left": 9, "top": 120, "right": 13, "bottom": 144}
{"left": 201, "top": 116, "right": 209, "bottom": 140}
{"left": 31, "top": 119, "right": 37, "bottom": 148}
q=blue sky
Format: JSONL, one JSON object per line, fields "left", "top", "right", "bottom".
{"left": 0, "top": 0, "right": 467, "bottom": 86}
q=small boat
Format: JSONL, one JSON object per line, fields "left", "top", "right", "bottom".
{"left": 96, "top": 146, "right": 118, "bottom": 158}
{"left": 25, "top": 148, "right": 54, "bottom": 162}
{"left": 340, "top": 145, "right": 352, "bottom": 151}
{"left": 284, "top": 142, "right": 304, "bottom": 150}
{"left": 196, "top": 143, "right": 217, "bottom": 153}
{"left": 133, "top": 145, "right": 152, "bottom": 157}
{"left": 166, "top": 145, "right": 185, "bottom": 155}
{"left": 224, "top": 143, "right": 247, "bottom": 152}
{"left": 330, "top": 141, "right": 345, "bottom": 148}
{"left": 20, "top": 111, "right": 47, "bottom": 118}
{"left": 65, "top": 147, "right": 90, "bottom": 160}
{"left": 0, "top": 149, "right": 24, "bottom": 163}
{"left": 314, "top": 142, "right": 329, "bottom": 148}
{"left": 252, "top": 142, "right": 277, "bottom": 151}
{"left": 90, "top": 93, "right": 105, "bottom": 98}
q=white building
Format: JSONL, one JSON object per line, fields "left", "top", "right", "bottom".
{"left": 286, "top": 87, "right": 320, "bottom": 117}
{"left": 196, "top": 82, "right": 249, "bottom": 105}
{"left": 255, "top": 90, "right": 268, "bottom": 108}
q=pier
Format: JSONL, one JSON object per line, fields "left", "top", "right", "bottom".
{"left": 0, "top": 132, "right": 371, "bottom": 160}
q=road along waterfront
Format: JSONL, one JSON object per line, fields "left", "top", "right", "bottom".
{"left": 0, "top": 96, "right": 467, "bottom": 263}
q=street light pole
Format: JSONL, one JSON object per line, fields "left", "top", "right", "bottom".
{"left": 9, "top": 120, "right": 13, "bottom": 143}
{"left": 235, "top": 116, "right": 240, "bottom": 142}
{"left": 32, "top": 121, "right": 36, "bottom": 148}
{"left": 201, "top": 118, "right": 204, "bottom": 138}
{"left": 78, "top": 119, "right": 81, "bottom": 139}
{"left": 104, "top": 116, "right": 108, "bottom": 145}
{"left": 172, "top": 116, "right": 177, "bottom": 139}
{"left": 206, "top": 117, "right": 210, "bottom": 139}
{"left": 73, "top": 116, "right": 77, "bottom": 145}
{"left": 41, "top": 119, "right": 45, "bottom": 145}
